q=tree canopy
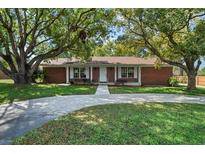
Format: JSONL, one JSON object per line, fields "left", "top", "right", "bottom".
{"left": 93, "top": 35, "right": 145, "bottom": 57}
{"left": 1, "top": 8, "right": 205, "bottom": 90}
{"left": 117, "top": 8, "right": 205, "bottom": 89}
{"left": 0, "top": 8, "right": 114, "bottom": 83}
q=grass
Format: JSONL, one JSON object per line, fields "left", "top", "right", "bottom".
{"left": 0, "top": 79, "right": 97, "bottom": 105}
{"left": 109, "top": 86, "right": 205, "bottom": 96}
{"left": 13, "top": 102, "right": 205, "bottom": 145}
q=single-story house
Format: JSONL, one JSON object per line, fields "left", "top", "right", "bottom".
{"left": 0, "top": 70, "right": 10, "bottom": 79}
{"left": 41, "top": 56, "right": 173, "bottom": 86}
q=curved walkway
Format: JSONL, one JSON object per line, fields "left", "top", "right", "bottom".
{"left": 0, "top": 93, "right": 205, "bottom": 144}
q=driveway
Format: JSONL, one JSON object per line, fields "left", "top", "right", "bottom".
{"left": 1, "top": 93, "right": 205, "bottom": 144}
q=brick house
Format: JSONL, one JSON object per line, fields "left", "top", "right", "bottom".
{"left": 41, "top": 57, "right": 173, "bottom": 86}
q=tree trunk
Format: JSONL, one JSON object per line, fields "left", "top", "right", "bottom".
{"left": 187, "top": 73, "right": 196, "bottom": 90}
{"left": 13, "top": 73, "right": 32, "bottom": 84}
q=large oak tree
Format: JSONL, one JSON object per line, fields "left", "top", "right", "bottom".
{"left": 0, "top": 8, "right": 112, "bottom": 84}
{"left": 119, "top": 9, "right": 205, "bottom": 90}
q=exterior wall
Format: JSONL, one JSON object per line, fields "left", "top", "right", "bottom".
{"left": 42, "top": 65, "right": 172, "bottom": 86}
{"left": 92, "top": 67, "right": 99, "bottom": 82}
{"left": 141, "top": 67, "right": 173, "bottom": 86}
{"left": 107, "top": 67, "right": 115, "bottom": 82}
{"left": 44, "top": 67, "right": 66, "bottom": 83}
{"left": 0, "top": 70, "right": 9, "bottom": 79}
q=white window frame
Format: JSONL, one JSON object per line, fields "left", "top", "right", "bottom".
{"left": 73, "top": 67, "right": 86, "bottom": 79}
{"left": 121, "top": 67, "right": 134, "bottom": 78}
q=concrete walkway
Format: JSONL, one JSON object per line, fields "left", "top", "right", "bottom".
{"left": 95, "top": 85, "right": 110, "bottom": 95}
{"left": 0, "top": 93, "right": 205, "bottom": 144}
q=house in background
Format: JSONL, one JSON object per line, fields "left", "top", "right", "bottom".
{"left": 41, "top": 56, "right": 173, "bottom": 86}
{"left": 0, "top": 70, "right": 9, "bottom": 79}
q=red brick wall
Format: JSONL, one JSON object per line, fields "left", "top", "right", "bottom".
{"left": 92, "top": 67, "right": 99, "bottom": 82}
{"left": 44, "top": 67, "right": 66, "bottom": 83}
{"left": 0, "top": 70, "right": 9, "bottom": 79}
{"left": 141, "top": 67, "right": 173, "bottom": 86}
{"left": 107, "top": 67, "right": 115, "bottom": 82}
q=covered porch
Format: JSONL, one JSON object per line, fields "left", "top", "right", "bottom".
{"left": 66, "top": 64, "right": 141, "bottom": 86}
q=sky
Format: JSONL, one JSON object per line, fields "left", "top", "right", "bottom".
{"left": 201, "top": 59, "right": 205, "bottom": 69}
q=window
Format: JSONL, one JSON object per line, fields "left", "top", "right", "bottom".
{"left": 121, "top": 67, "right": 127, "bottom": 78}
{"left": 74, "top": 68, "right": 80, "bottom": 78}
{"left": 121, "top": 67, "right": 134, "bottom": 78}
{"left": 128, "top": 67, "right": 134, "bottom": 78}
{"left": 80, "top": 68, "right": 86, "bottom": 78}
{"left": 73, "top": 68, "right": 86, "bottom": 78}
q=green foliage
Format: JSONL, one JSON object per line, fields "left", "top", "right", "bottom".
{"left": 31, "top": 69, "right": 46, "bottom": 83}
{"left": 0, "top": 80, "right": 97, "bottom": 104}
{"left": 120, "top": 9, "right": 205, "bottom": 59}
{"left": 198, "top": 67, "right": 205, "bottom": 76}
{"left": 93, "top": 36, "right": 145, "bottom": 57}
{"left": 0, "top": 9, "right": 115, "bottom": 83}
{"left": 116, "top": 9, "right": 205, "bottom": 90}
{"left": 168, "top": 77, "right": 179, "bottom": 87}
{"left": 14, "top": 103, "right": 205, "bottom": 144}
{"left": 109, "top": 86, "right": 205, "bottom": 96}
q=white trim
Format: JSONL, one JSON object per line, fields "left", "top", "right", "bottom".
{"left": 123, "top": 82, "right": 141, "bottom": 86}
{"left": 90, "top": 66, "right": 93, "bottom": 81}
{"left": 66, "top": 66, "right": 69, "bottom": 83}
{"left": 70, "top": 66, "right": 73, "bottom": 79}
{"left": 114, "top": 65, "right": 117, "bottom": 82}
{"left": 70, "top": 66, "right": 90, "bottom": 79}
{"left": 138, "top": 66, "right": 141, "bottom": 86}
{"left": 85, "top": 66, "right": 89, "bottom": 79}
{"left": 134, "top": 67, "right": 138, "bottom": 78}
{"left": 41, "top": 64, "right": 172, "bottom": 68}
{"left": 118, "top": 67, "right": 121, "bottom": 78}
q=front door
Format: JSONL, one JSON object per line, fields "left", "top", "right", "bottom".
{"left": 100, "top": 67, "right": 107, "bottom": 82}
{"left": 92, "top": 67, "right": 99, "bottom": 82}
{"left": 107, "top": 67, "right": 115, "bottom": 82}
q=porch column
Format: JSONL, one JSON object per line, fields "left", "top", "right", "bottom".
{"left": 90, "top": 66, "right": 93, "bottom": 82}
{"left": 114, "top": 65, "right": 117, "bottom": 82}
{"left": 138, "top": 66, "right": 141, "bottom": 85}
{"left": 66, "top": 65, "right": 69, "bottom": 83}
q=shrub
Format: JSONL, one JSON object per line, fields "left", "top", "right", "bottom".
{"left": 169, "top": 77, "right": 179, "bottom": 87}
{"left": 32, "top": 69, "right": 46, "bottom": 83}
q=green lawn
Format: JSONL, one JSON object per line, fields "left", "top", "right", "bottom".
{"left": 0, "top": 79, "right": 96, "bottom": 105}
{"left": 109, "top": 86, "right": 205, "bottom": 96}
{"left": 13, "top": 103, "right": 205, "bottom": 145}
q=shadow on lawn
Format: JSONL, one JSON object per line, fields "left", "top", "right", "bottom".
{"left": 13, "top": 103, "right": 205, "bottom": 145}
{"left": 0, "top": 98, "right": 58, "bottom": 144}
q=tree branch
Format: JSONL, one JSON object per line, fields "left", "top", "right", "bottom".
{"left": 195, "top": 59, "right": 202, "bottom": 72}
{"left": 136, "top": 17, "right": 188, "bottom": 72}
{"left": 0, "top": 60, "right": 12, "bottom": 78}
